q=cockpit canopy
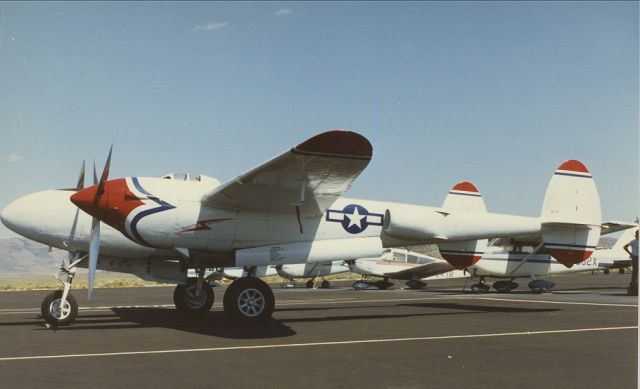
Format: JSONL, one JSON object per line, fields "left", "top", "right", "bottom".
{"left": 161, "top": 173, "right": 221, "bottom": 186}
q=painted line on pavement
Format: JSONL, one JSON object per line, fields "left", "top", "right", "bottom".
{"left": 0, "top": 326, "right": 635, "bottom": 362}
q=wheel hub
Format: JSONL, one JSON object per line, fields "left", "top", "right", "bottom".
{"left": 238, "top": 288, "right": 265, "bottom": 317}
{"left": 50, "top": 298, "right": 71, "bottom": 320}
{"left": 185, "top": 286, "right": 206, "bottom": 309}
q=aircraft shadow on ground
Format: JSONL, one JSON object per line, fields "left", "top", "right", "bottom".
{"left": 3, "top": 300, "right": 558, "bottom": 335}
{"left": 24, "top": 309, "right": 297, "bottom": 339}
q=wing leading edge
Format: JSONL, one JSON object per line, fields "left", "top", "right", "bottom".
{"left": 202, "top": 130, "right": 372, "bottom": 215}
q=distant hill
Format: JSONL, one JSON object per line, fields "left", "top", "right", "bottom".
{"left": 0, "top": 235, "right": 625, "bottom": 275}
{"left": 0, "top": 238, "right": 64, "bottom": 275}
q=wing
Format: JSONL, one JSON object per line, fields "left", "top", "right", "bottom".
{"left": 384, "top": 260, "right": 455, "bottom": 279}
{"left": 600, "top": 221, "right": 637, "bottom": 236}
{"left": 202, "top": 130, "right": 372, "bottom": 214}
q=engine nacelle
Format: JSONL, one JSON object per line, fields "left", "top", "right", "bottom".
{"left": 383, "top": 206, "right": 541, "bottom": 243}
{"left": 383, "top": 206, "right": 448, "bottom": 241}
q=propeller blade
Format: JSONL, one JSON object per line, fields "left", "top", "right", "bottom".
{"left": 87, "top": 218, "right": 100, "bottom": 301}
{"left": 93, "top": 160, "right": 98, "bottom": 186}
{"left": 96, "top": 146, "right": 113, "bottom": 195}
{"left": 76, "top": 160, "right": 86, "bottom": 191}
{"left": 83, "top": 147, "right": 112, "bottom": 300}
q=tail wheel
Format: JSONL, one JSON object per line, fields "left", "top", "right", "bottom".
{"left": 174, "top": 279, "right": 214, "bottom": 314}
{"left": 41, "top": 290, "right": 78, "bottom": 326}
{"left": 223, "top": 277, "right": 274, "bottom": 322}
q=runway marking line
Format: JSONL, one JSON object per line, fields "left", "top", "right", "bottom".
{"left": 446, "top": 296, "right": 638, "bottom": 308}
{"left": 0, "top": 294, "right": 634, "bottom": 316}
{"left": 0, "top": 326, "right": 635, "bottom": 362}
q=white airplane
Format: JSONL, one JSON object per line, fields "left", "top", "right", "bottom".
{"left": 221, "top": 262, "right": 349, "bottom": 288}
{"left": 275, "top": 261, "right": 350, "bottom": 288}
{"left": 591, "top": 225, "right": 638, "bottom": 274}
{"left": 454, "top": 193, "right": 636, "bottom": 293}
{"left": 348, "top": 248, "right": 467, "bottom": 290}
{"left": 1, "top": 130, "right": 603, "bottom": 325}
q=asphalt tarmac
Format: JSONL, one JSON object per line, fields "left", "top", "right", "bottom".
{"left": 0, "top": 273, "right": 637, "bottom": 388}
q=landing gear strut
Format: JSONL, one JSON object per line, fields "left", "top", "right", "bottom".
{"left": 470, "top": 277, "right": 490, "bottom": 294}
{"left": 173, "top": 268, "right": 214, "bottom": 314}
{"left": 405, "top": 279, "right": 427, "bottom": 289}
{"left": 41, "top": 254, "right": 84, "bottom": 326}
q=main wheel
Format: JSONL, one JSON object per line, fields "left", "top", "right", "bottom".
{"left": 352, "top": 281, "right": 369, "bottom": 290}
{"left": 174, "top": 279, "right": 214, "bottom": 315}
{"left": 306, "top": 279, "right": 315, "bottom": 288}
{"left": 223, "top": 277, "right": 274, "bottom": 322}
{"left": 470, "top": 283, "right": 490, "bottom": 294}
{"left": 41, "top": 290, "right": 78, "bottom": 326}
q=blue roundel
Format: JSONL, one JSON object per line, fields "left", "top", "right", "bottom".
{"left": 325, "top": 203, "right": 384, "bottom": 234}
{"left": 341, "top": 204, "right": 370, "bottom": 234}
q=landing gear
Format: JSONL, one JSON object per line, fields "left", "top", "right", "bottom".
{"left": 304, "top": 278, "right": 330, "bottom": 288}
{"left": 470, "top": 277, "right": 490, "bottom": 293}
{"left": 41, "top": 253, "right": 84, "bottom": 326}
{"left": 41, "top": 290, "right": 78, "bottom": 326}
{"left": 374, "top": 277, "right": 393, "bottom": 290}
{"left": 493, "top": 280, "right": 519, "bottom": 293}
{"left": 173, "top": 278, "right": 214, "bottom": 315}
{"left": 352, "top": 280, "right": 370, "bottom": 290}
{"left": 528, "top": 279, "right": 555, "bottom": 293}
{"left": 352, "top": 278, "right": 393, "bottom": 290}
{"left": 405, "top": 280, "right": 427, "bottom": 289}
{"left": 223, "top": 277, "right": 275, "bottom": 322}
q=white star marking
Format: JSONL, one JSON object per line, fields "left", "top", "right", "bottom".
{"left": 345, "top": 207, "right": 366, "bottom": 229}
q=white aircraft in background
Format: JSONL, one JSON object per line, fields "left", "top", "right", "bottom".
{"left": 1, "top": 129, "right": 603, "bottom": 325}
{"left": 592, "top": 226, "right": 638, "bottom": 274}
{"left": 349, "top": 248, "right": 467, "bottom": 290}
{"left": 222, "top": 261, "right": 350, "bottom": 288}
{"left": 458, "top": 212, "right": 636, "bottom": 292}
{"left": 276, "top": 261, "right": 350, "bottom": 288}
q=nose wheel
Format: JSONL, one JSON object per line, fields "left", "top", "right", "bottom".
{"left": 41, "top": 290, "right": 78, "bottom": 326}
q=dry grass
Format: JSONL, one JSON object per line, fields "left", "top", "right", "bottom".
{"left": 0, "top": 271, "right": 363, "bottom": 291}
{"left": 0, "top": 274, "right": 164, "bottom": 291}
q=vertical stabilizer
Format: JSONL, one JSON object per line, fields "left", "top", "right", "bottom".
{"left": 439, "top": 182, "right": 488, "bottom": 269}
{"left": 541, "top": 160, "right": 601, "bottom": 267}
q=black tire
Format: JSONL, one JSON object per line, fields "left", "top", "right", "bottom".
{"left": 306, "top": 279, "right": 314, "bottom": 288}
{"left": 223, "top": 277, "right": 274, "bottom": 322}
{"left": 173, "top": 279, "right": 214, "bottom": 315}
{"left": 321, "top": 280, "right": 330, "bottom": 288}
{"left": 41, "top": 290, "right": 78, "bottom": 326}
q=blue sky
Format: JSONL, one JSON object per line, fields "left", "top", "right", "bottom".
{"left": 0, "top": 2, "right": 638, "bottom": 238}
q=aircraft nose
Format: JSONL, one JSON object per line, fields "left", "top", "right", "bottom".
{"left": 0, "top": 198, "right": 21, "bottom": 233}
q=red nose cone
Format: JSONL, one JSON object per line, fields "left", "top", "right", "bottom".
{"left": 70, "top": 178, "right": 145, "bottom": 236}
{"left": 70, "top": 185, "right": 101, "bottom": 218}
